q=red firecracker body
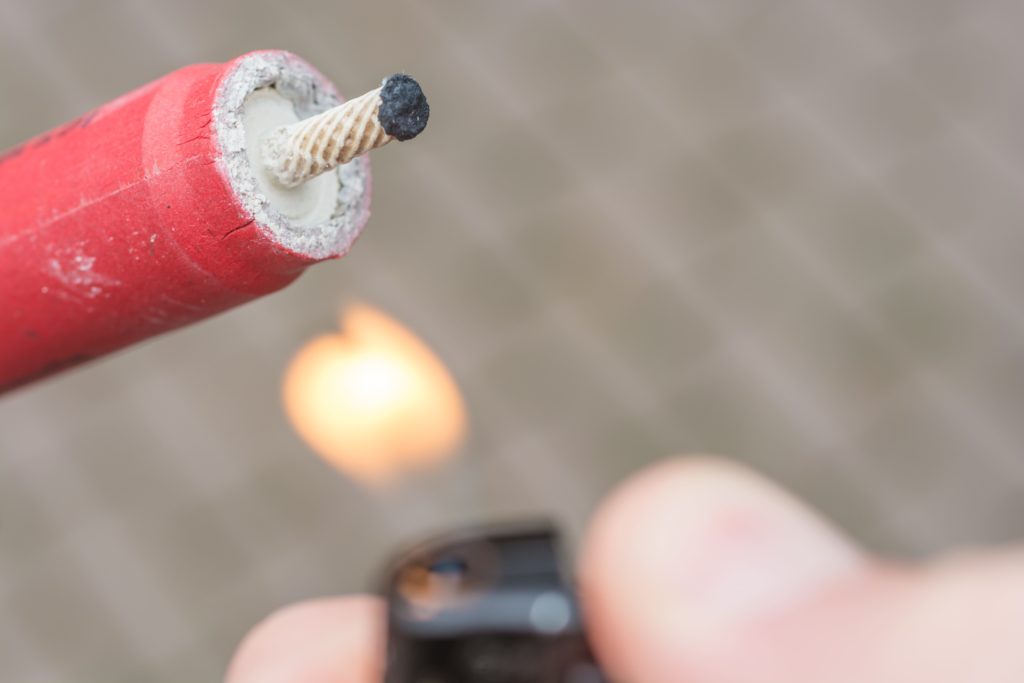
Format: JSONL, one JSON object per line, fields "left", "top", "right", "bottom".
{"left": 0, "top": 51, "right": 370, "bottom": 392}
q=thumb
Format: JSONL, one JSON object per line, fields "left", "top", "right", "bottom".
{"left": 578, "top": 457, "right": 1024, "bottom": 683}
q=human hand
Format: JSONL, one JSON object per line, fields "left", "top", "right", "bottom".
{"left": 226, "top": 457, "right": 1024, "bottom": 683}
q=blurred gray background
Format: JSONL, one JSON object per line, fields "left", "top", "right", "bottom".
{"left": 3, "top": 0, "right": 1024, "bottom": 680}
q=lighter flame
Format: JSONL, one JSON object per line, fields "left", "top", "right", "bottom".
{"left": 283, "top": 304, "right": 467, "bottom": 484}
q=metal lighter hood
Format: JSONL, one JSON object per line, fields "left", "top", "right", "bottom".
{"left": 382, "top": 524, "right": 607, "bottom": 683}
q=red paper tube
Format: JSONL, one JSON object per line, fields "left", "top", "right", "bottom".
{"left": 0, "top": 50, "right": 372, "bottom": 392}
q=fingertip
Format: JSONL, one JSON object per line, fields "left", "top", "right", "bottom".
{"left": 579, "top": 456, "right": 862, "bottom": 682}
{"left": 226, "top": 595, "right": 385, "bottom": 683}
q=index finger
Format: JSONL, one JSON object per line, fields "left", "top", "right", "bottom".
{"left": 226, "top": 595, "right": 385, "bottom": 683}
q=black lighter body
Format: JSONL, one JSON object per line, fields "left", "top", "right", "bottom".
{"left": 382, "top": 524, "right": 607, "bottom": 683}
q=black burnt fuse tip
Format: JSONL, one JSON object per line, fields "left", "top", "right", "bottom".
{"left": 378, "top": 74, "right": 430, "bottom": 141}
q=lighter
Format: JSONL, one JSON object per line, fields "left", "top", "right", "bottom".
{"left": 382, "top": 524, "right": 607, "bottom": 683}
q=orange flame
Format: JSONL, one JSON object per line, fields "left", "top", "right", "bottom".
{"left": 283, "top": 304, "right": 468, "bottom": 484}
